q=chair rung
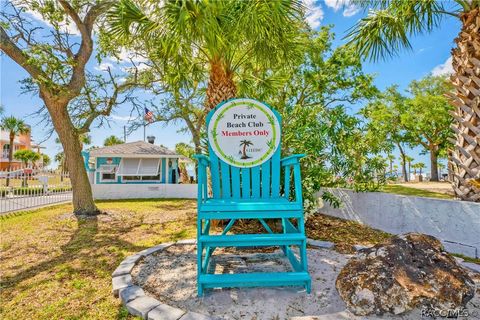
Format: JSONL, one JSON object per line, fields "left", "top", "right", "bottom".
{"left": 198, "top": 211, "right": 303, "bottom": 219}
{"left": 199, "top": 272, "right": 310, "bottom": 289}
{"left": 199, "top": 233, "right": 305, "bottom": 247}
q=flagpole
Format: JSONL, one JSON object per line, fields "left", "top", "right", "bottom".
{"left": 143, "top": 123, "right": 146, "bottom": 141}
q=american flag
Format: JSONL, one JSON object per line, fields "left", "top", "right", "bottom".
{"left": 144, "top": 107, "right": 154, "bottom": 123}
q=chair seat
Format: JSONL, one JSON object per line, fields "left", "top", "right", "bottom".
{"left": 199, "top": 198, "right": 303, "bottom": 212}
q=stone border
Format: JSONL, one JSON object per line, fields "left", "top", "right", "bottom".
{"left": 112, "top": 238, "right": 479, "bottom": 320}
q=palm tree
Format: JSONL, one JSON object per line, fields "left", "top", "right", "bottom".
{"left": 346, "top": 1, "right": 480, "bottom": 201}
{"left": 438, "top": 162, "right": 446, "bottom": 180}
{"left": 416, "top": 162, "right": 426, "bottom": 177}
{"left": 107, "top": 0, "right": 305, "bottom": 110}
{"left": 103, "top": 135, "right": 124, "bottom": 146}
{"left": 404, "top": 155, "right": 414, "bottom": 182}
{"left": 387, "top": 154, "right": 395, "bottom": 175}
{"left": 239, "top": 140, "right": 253, "bottom": 159}
{"left": 0, "top": 116, "right": 30, "bottom": 186}
{"left": 13, "top": 150, "right": 40, "bottom": 187}
{"left": 14, "top": 149, "right": 40, "bottom": 168}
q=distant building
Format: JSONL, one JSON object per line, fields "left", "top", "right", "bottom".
{"left": 0, "top": 126, "right": 44, "bottom": 170}
{"left": 82, "top": 139, "right": 196, "bottom": 199}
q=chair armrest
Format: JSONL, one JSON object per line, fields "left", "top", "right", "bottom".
{"left": 193, "top": 154, "right": 210, "bottom": 167}
{"left": 281, "top": 154, "right": 306, "bottom": 166}
{"left": 281, "top": 154, "right": 305, "bottom": 203}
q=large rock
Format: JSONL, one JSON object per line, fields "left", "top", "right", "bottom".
{"left": 336, "top": 233, "right": 475, "bottom": 316}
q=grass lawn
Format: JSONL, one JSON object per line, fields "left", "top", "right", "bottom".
{"left": 1, "top": 199, "right": 474, "bottom": 319}
{"left": 0, "top": 199, "right": 197, "bottom": 320}
{"left": 381, "top": 184, "right": 453, "bottom": 199}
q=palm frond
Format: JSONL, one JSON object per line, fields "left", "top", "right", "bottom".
{"left": 345, "top": 0, "right": 448, "bottom": 61}
{"left": 106, "top": 0, "right": 161, "bottom": 41}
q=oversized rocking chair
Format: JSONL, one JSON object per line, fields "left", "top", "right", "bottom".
{"left": 194, "top": 98, "right": 311, "bottom": 296}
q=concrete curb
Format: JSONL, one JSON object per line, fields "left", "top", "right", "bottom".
{"left": 112, "top": 239, "right": 215, "bottom": 320}
{"left": 112, "top": 238, "right": 479, "bottom": 320}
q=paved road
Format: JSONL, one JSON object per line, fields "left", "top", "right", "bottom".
{"left": 0, "top": 192, "right": 72, "bottom": 214}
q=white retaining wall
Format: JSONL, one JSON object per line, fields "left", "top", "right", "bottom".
{"left": 317, "top": 188, "right": 480, "bottom": 258}
{"left": 92, "top": 184, "right": 197, "bottom": 200}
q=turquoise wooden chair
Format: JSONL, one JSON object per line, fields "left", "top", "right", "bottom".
{"left": 194, "top": 98, "right": 311, "bottom": 296}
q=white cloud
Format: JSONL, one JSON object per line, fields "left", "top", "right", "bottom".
{"left": 20, "top": 6, "right": 80, "bottom": 35}
{"left": 343, "top": 4, "right": 360, "bottom": 17}
{"left": 324, "top": 0, "right": 343, "bottom": 11}
{"left": 324, "top": 0, "right": 359, "bottom": 17}
{"left": 109, "top": 48, "right": 148, "bottom": 64}
{"left": 431, "top": 57, "right": 454, "bottom": 76}
{"left": 110, "top": 115, "right": 137, "bottom": 121}
{"left": 94, "top": 62, "right": 114, "bottom": 72}
{"left": 303, "top": 0, "right": 324, "bottom": 29}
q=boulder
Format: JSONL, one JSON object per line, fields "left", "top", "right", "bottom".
{"left": 336, "top": 233, "right": 475, "bottom": 316}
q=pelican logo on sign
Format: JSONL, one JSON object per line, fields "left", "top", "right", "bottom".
{"left": 208, "top": 98, "right": 281, "bottom": 168}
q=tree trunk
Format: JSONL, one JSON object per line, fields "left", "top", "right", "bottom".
{"left": 449, "top": 8, "right": 480, "bottom": 201}
{"left": 47, "top": 99, "right": 99, "bottom": 215}
{"left": 205, "top": 60, "right": 237, "bottom": 110}
{"left": 397, "top": 144, "right": 408, "bottom": 182}
{"left": 408, "top": 162, "right": 411, "bottom": 181}
{"left": 430, "top": 147, "right": 439, "bottom": 182}
{"left": 6, "top": 133, "right": 14, "bottom": 187}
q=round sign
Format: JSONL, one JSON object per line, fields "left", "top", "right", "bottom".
{"left": 208, "top": 98, "right": 281, "bottom": 168}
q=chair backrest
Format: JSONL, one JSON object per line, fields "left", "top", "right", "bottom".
{"left": 206, "top": 98, "right": 282, "bottom": 200}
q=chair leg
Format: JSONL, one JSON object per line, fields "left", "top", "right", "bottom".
{"left": 197, "top": 238, "right": 204, "bottom": 296}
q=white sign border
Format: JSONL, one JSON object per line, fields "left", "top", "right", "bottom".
{"left": 208, "top": 98, "right": 281, "bottom": 168}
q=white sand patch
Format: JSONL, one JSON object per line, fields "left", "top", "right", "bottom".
{"left": 131, "top": 245, "right": 480, "bottom": 320}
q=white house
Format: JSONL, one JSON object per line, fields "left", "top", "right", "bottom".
{"left": 82, "top": 140, "right": 196, "bottom": 199}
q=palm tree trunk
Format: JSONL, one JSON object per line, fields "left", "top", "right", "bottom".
{"left": 205, "top": 60, "right": 237, "bottom": 110}
{"left": 449, "top": 8, "right": 480, "bottom": 201}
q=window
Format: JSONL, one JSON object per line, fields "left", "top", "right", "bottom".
{"left": 2, "top": 144, "right": 9, "bottom": 158}
{"left": 101, "top": 173, "right": 116, "bottom": 181}
{"left": 122, "top": 175, "right": 160, "bottom": 182}
{"left": 98, "top": 164, "right": 117, "bottom": 182}
{"left": 117, "top": 158, "right": 162, "bottom": 182}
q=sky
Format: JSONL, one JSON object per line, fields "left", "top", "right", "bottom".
{"left": 0, "top": 0, "right": 460, "bottom": 175}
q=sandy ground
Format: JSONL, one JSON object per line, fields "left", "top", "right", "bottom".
{"left": 393, "top": 182, "right": 455, "bottom": 195}
{"left": 131, "top": 244, "right": 480, "bottom": 320}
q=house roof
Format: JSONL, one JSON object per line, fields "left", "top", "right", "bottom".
{"left": 89, "top": 141, "right": 179, "bottom": 157}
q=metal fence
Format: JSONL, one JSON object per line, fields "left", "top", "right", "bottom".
{"left": 0, "top": 168, "right": 72, "bottom": 214}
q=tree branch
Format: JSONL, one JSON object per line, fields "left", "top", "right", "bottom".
{"left": 0, "top": 26, "right": 46, "bottom": 81}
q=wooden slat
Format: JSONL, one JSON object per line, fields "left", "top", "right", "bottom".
{"left": 284, "top": 165, "right": 291, "bottom": 199}
{"left": 241, "top": 168, "right": 251, "bottom": 198}
{"left": 199, "top": 210, "right": 303, "bottom": 220}
{"left": 231, "top": 166, "right": 241, "bottom": 198}
{"left": 199, "top": 233, "right": 305, "bottom": 247}
{"left": 210, "top": 152, "right": 221, "bottom": 199}
{"left": 199, "top": 272, "right": 310, "bottom": 287}
{"left": 251, "top": 166, "right": 261, "bottom": 198}
{"left": 220, "top": 161, "right": 231, "bottom": 198}
{"left": 261, "top": 160, "right": 271, "bottom": 198}
{"left": 271, "top": 149, "right": 281, "bottom": 197}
